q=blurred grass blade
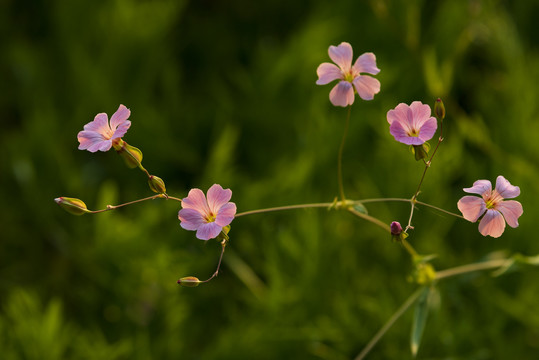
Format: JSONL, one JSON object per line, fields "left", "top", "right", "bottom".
{"left": 410, "top": 286, "right": 431, "bottom": 357}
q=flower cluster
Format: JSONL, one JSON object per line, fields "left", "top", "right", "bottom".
{"left": 56, "top": 41, "right": 524, "bottom": 298}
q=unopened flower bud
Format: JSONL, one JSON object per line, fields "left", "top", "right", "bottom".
{"left": 177, "top": 276, "right": 201, "bottom": 287}
{"left": 412, "top": 142, "right": 430, "bottom": 161}
{"left": 390, "top": 221, "right": 409, "bottom": 242}
{"left": 54, "top": 197, "right": 90, "bottom": 215}
{"left": 148, "top": 175, "right": 166, "bottom": 194}
{"left": 113, "top": 139, "right": 143, "bottom": 169}
{"left": 434, "top": 98, "right": 445, "bottom": 120}
{"left": 390, "top": 221, "right": 402, "bottom": 236}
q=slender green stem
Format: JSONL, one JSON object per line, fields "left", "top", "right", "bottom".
{"left": 235, "top": 198, "right": 464, "bottom": 220}
{"left": 200, "top": 239, "right": 227, "bottom": 283}
{"left": 87, "top": 193, "right": 182, "bottom": 214}
{"left": 235, "top": 203, "right": 333, "bottom": 218}
{"left": 401, "top": 239, "right": 418, "bottom": 257}
{"left": 405, "top": 117, "right": 445, "bottom": 232}
{"left": 348, "top": 208, "right": 391, "bottom": 233}
{"left": 337, "top": 106, "right": 352, "bottom": 203}
{"left": 435, "top": 258, "right": 510, "bottom": 280}
{"left": 88, "top": 194, "right": 168, "bottom": 213}
{"left": 355, "top": 287, "right": 425, "bottom": 360}
{"left": 358, "top": 198, "right": 464, "bottom": 219}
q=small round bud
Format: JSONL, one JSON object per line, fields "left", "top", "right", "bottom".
{"left": 177, "top": 276, "right": 201, "bottom": 287}
{"left": 434, "top": 98, "right": 445, "bottom": 120}
{"left": 390, "top": 221, "right": 402, "bottom": 236}
{"left": 148, "top": 175, "right": 167, "bottom": 194}
{"left": 54, "top": 197, "right": 90, "bottom": 215}
{"left": 114, "top": 139, "right": 143, "bottom": 169}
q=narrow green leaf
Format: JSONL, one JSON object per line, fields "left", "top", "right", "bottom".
{"left": 353, "top": 202, "right": 368, "bottom": 215}
{"left": 410, "top": 286, "right": 431, "bottom": 357}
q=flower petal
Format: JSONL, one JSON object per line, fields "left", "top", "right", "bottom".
{"left": 215, "top": 202, "right": 237, "bottom": 227}
{"left": 78, "top": 130, "right": 105, "bottom": 151}
{"left": 409, "top": 101, "right": 433, "bottom": 129}
{"left": 496, "top": 200, "right": 523, "bottom": 228}
{"left": 110, "top": 105, "right": 131, "bottom": 130}
{"left": 83, "top": 113, "right": 110, "bottom": 133}
{"left": 178, "top": 208, "right": 205, "bottom": 231}
{"left": 328, "top": 42, "right": 353, "bottom": 71}
{"left": 196, "top": 222, "right": 223, "bottom": 240}
{"left": 353, "top": 52, "right": 380, "bottom": 75}
{"left": 181, "top": 188, "right": 210, "bottom": 215}
{"left": 316, "top": 63, "right": 343, "bottom": 85}
{"left": 463, "top": 180, "right": 492, "bottom": 195}
{"left": 457, "top": 195, "right": 487, "bottom": 222}
{"left": 88, "top": 139, "right": 112, "bottom": 152}
{"left": 111, "top": 120, "right": 131, "bottom": 140}
{"left": 352, "top": 75, "right": 380, "bottom": 100}
{"left": 389, "top": 119, "right": 422, "bottom": 145}
{"left": 329, "top": 81, "right": 354, "bottom": 107}
{"left": 495, "top": 176, "right": 520, "bottom": 199}
{"left": 207, "top": 184, "right": 232, "bottom": 214}
{"left": 417, "top": 117, "right": 437, "bottom": 143}
{"left": 387, "top": 103, "right": 410, "bottom": 125}
{"left": 478, "top": 209, "right": 506, "bottom": 238}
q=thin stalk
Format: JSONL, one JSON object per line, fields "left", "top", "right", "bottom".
{"left": 235, "top": 203, "right": 333, "bottom": 218}
{"left": 88, "top": 194, "right": 168, "bottom": 213}
{"left": 405, "top": 117, "right": 445, "bottom": 232}
{"left": 355, "top": 287, "right": 425, "bottom": 360}
{"left": 435, "top": 258, "right": 510, "bottom": 280}
{"left": 200, "top": 239, "right": 227, "bottom": 283}
{"left": 337, "top": 106, "right": 352, "bottom": 203}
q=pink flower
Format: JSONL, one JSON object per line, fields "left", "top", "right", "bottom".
{"left": 77, "top": 105, "right": 131, "bottom": 152}
{"left": 457, "top": 176, "right": 523, "bottom": 238}
{"left": 387, "top": 101, "right": 438, "bottom": 145}
{"left": 316, "top": 42, "right": 380, "bottom": 107}
{"left": 178, "top": 184, "right": 237, "bottom": 240}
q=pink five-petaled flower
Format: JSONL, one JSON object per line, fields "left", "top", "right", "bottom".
{"left": 316, "top": 42, "right": 380, "bottom": 107}
{"left": 386, "top": 101, "right": 438, "bottom": 145}
{"left": 178, "top": 184, "right": 237, "bottom": 240}
{"left": 77, "top": 104, "right": 131, "bottom": 152}
{"left": 457, "top": 176, "right": 523, "bottom": 238}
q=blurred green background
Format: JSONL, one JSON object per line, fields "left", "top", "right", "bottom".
{"left": 1, "top": 0, "right": 539, "bottom": 358}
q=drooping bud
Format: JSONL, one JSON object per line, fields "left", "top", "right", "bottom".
{"left": 411, "top": 142, "right": 430, "bottom": 161}
{"left": 113, "top": 139, "right": 143, "bottom": 169}
{"left": 54, "top": 197, "right": 90, "bottom": 215}
{"left": 434, "top": 98, "right": 445, "bottom": 121}
{"left": 148, "top": 175, "right": 166, "bottom": 194}
{"left": 177, "top": 276, "right": 201, "bottom": 287}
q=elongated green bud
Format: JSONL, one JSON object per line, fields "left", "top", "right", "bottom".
{"left": 54, "top": 197, "right": 90, "bottom": 215}
{"left": 113, "top": 139, "right": 143, "bottom": 169}
{"left": 434, "top": 98, "right": 445, "bottom": 120}
{"left": 148, "top": 175, "right": 166, "bottom": 194}
{"left": 177, "top": 276, "right": 201, "bottom": 287}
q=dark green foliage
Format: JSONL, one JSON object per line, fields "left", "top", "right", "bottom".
{"left": 1, "top": 0, "right": 538, "bottom": 358}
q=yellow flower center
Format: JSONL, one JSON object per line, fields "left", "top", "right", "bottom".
{"left": 205, "top": 212, "right": 216, "bottom": 223}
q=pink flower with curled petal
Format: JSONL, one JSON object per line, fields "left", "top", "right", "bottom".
{"left": 78, "top": 104, "right": 131, "bottom": 152}
{"left": 178, "top": 184, "right": 237, "bottom": 240}
{"left": 316, "top": 42, "right": 380, "bottom": 107}
{"left": 457, "top": 176, "right": 523, "bottom": 238}
{"left": 387, "top": 101, "right": 438, "bottom": 145}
